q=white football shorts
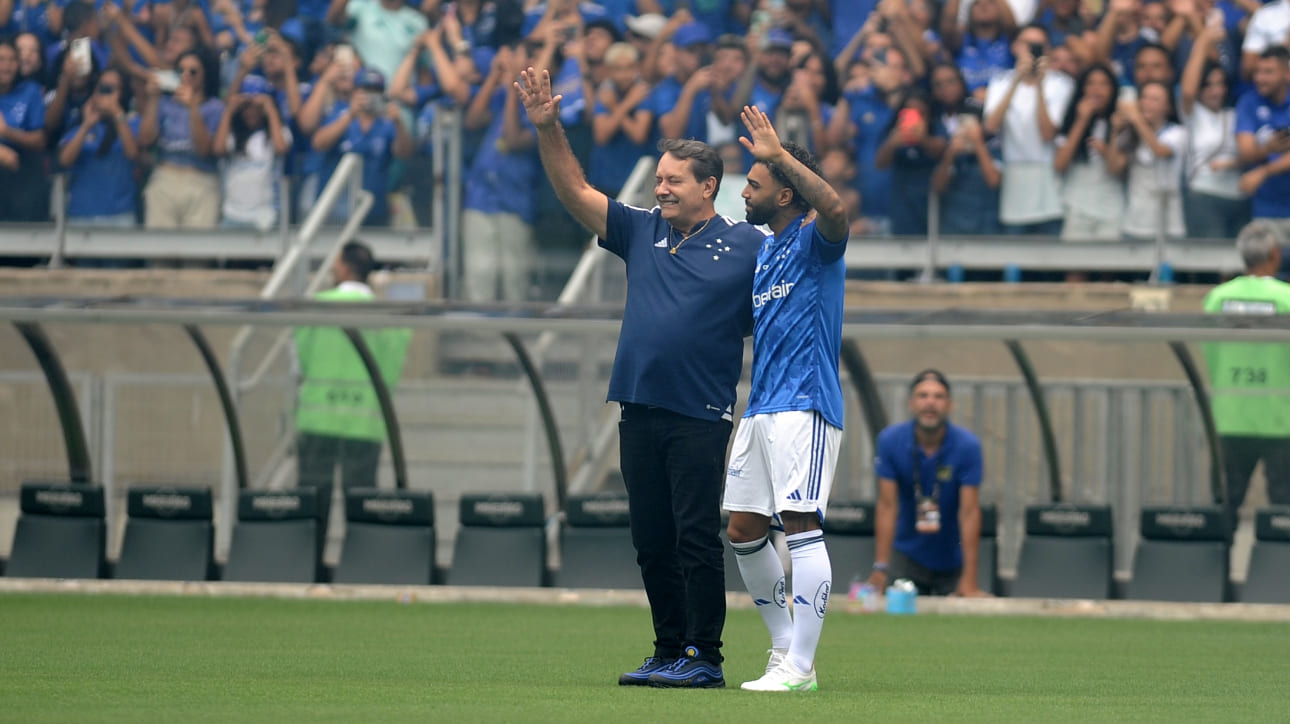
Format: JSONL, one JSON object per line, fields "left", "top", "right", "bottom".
{"left": 722, "top": 410, "right": 841, "bottom": 518}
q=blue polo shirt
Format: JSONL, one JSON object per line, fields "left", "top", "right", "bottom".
{"left": 875, "top": 420, "right": 984, "bottom": 573}
{"left": 59, "top": 117, "right": 142, "bottom": 218}
{"left": 600, "top": 199, "right": 764, "bottom": 421}
{"left": 1235, "top": 88, "right": 1290, "bottom": 219}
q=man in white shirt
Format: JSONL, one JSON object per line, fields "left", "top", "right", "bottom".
{"left": 1242, "top": 0, "right": 1290, "bottom": 80}
{"left": 984, "top": 23, "right": 1074, "bottom": 234}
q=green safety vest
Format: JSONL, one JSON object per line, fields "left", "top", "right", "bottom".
{"left": 293, "top": 285, "right": 412, "bottom": 441}
{"left": 1202, "top": 276, "right": 1290, "bottom": 437}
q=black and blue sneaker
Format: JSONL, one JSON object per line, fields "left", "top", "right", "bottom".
{"left": 618, "top": 656, "right": 677, "bottom": 686}
{"left": 646, "top": 646, "right": 725, "bottom": 688}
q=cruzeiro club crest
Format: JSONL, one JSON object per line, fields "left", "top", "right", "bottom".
{"left": 813, "top": 581, "right": 830, "bottom": 619}
{"left": 773, "top": 577, "right": 787, "bottom": 608}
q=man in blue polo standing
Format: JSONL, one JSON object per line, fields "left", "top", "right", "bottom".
{"left": 517, "top": 64, "right": 765, "bottom": 688}
{"left": 868, "top": 370, "right": 988, "bottom": 598}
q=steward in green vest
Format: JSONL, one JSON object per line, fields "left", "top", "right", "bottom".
{"left": 294, "top": 241, "right": 411, "bottom": 495}
{"left": 1202, "top": 221, "right": 1290, "bottom": 516}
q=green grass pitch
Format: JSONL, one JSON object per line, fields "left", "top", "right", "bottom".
{"left": 1, "top": 593, "right": 1287, "bottom": 722}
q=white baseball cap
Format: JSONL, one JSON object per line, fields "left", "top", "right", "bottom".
{"left": 624, "top": 14, "right": 667, "bottom": 40}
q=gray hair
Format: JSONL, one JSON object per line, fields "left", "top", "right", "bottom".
{"left": 1236, "top": 220, "right": 1286, "bottom": 271}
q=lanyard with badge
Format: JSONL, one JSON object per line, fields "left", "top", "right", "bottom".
{"left": 912, "top": 435, "right": 941, "bottom": 534}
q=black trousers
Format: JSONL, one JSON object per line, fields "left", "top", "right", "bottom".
{"left": 297, "top": 432, "right": 382, "bottom": 491}
{"left": 618, "top": 403, "right": 731, "bottom": 663}
{"left": 890, "top": 549, "right": 961, "bottom": 596}
{"left": 297, "top": 433, "right": 382, "bottom": 560}
{"left": 1220, "top": 435, "right": 1290, "bottom": 515}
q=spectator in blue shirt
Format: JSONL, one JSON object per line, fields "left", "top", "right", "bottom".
{"left": 589, "top": 41, "right": 652, "bottom": 196}
{"left": 43, "top": 1, "right": 109, "bottom": 73}
{"left": 139, "top": 47, "right": 225, "bottom": 229}
{"left": 15, "top": 32, "right": 49, "bottom": 88}
{"left": 941, "top": 0, "right": 1017, "bottom": 100}
{"left": 640, "top": 0, "right": 748, "bottom": 38}
{"left": 460, "top": 44, "right": 540, "bottom": 300}
{"left": 1095, "top": 0, "right": 1154, "bottom": 87}
{"left": 295, "top": 43, "right": 356, "bottom": 219}
{"left": 57, "top": 67, "right": 141, "bottom": 227}
{"left": 1035, "top": 0, "right": 1092, "bottom": 58}
{"left": 875, "top": 90, "right": 947, "bottom": 236}
{"left": 930, "top": 65, "right": 1003, "bottom": 236}
{"left": 0, "top": 36, "right": 49, "bottom": 221}
{"left": 731, "top": 27, "right": 793, "bottom": 169}
{"left": 5, "top": 1, "right": 60, "bottom": 51}
{"left": 828, "top": 43, "right": 914, "bottom": 236}
{"left": 1236, "top": 47, "right": 1290, "bottom": 230}
{"left": 312, "top": 67, "right": 414, "bottom": 226}
{"left": 642, "top": 22, "right": 725, "bottom": 144}
{"left": 868, "top": 370, "right": 988, "bottom": 598}
{"left": 390, "top": 23, "right": 475, "bottom": 226}
{"left": 774, "top": 45, "right": 839, "bottom": 155}
{"left": 520, "top": 0, "right": 607, "bottom": 42}
{"left": 828, "top": 0, "right": 877, "bottom": 60}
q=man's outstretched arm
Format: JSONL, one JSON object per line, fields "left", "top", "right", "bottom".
{"left": 739, "top": 105, "right": 849, "bottom": 242}
{"left": 515, "top": 67, "right": 609, "bottom": 240}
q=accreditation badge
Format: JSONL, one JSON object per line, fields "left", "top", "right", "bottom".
{"left": 915, "top": 496, "right": 941, "bottom": 534}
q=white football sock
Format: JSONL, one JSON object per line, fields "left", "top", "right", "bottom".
{"left": 731, "top": 534, "right": 793, "bottom": 650}
{"left": 785, "top": 530, "right": 830, "bottom": 672}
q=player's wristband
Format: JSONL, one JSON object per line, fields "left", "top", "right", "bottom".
{"left": 872, "top": 562, "right": 889, "bottom": 573}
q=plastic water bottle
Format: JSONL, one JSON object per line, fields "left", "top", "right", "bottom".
{"left": 886, "top": 578, "right": 917, "bottom": 615}
{"left": 848, "top": 575, "right": 864, "bottom": 601}
{"left": 859, "top": 583, "right": 881, "bottom": 613}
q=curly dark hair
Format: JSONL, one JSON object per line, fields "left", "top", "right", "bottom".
{"left": 757, "top": 140, "right": 822, "bottom": 213}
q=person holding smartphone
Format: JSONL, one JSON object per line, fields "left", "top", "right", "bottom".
{"left": 0, "top": 36, "right": 49, "bottom": 221}
{"left": 139, "top": 48, "right": 225, "bottom": 231}
{"left": 875, "top": 91, "right": 947, "bottom": 236}
{"left": 984, "top": 23, "right": 1074, "bottom": 236}
{"left": 57, "top": 67, "right": 141, "bottom": 230}
{"left": 214, "top": 75, "right": 292, "bottom": 230}
{"left": 311, "top": 68, "right": 413, "bottom": 226}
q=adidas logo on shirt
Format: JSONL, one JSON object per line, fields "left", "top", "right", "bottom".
{"left": 655, "top": 239, "right": 668, "bottom": 247}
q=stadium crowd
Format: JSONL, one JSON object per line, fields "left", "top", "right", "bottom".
{"left": 1, "top": 0, "right": 1289, "bottom": 262}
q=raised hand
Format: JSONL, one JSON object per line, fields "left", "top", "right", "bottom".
{"left": 515, "top": 66, "right": 562, "bottom": 128}
{"left": 738, "top": 105, "right": 785, "bottom": 163}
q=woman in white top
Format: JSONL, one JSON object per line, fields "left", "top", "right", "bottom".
{"left": 1119, "top": 80, "right": 1186, "bottom": 240}
{"left": 213, "top": 75, "right": 291, "bottom": 231}
{"left": 1054, "top": 64, "right": 1127, "bottom": 242}
{"left": 983, "top": 25, "right": 1074, "bottom": 235}
{"left": 1180, "top": 23, "right": 1250, "bottom": 239}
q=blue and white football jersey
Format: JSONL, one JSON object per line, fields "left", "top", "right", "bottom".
{"left": 744, "top": 214, "right": 848, "bottom": 429}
